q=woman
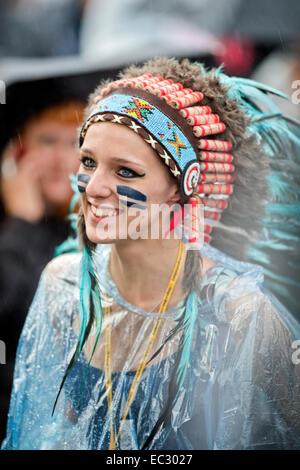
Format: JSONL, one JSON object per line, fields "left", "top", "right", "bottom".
{"left": 2, "top": 57, "right": 300, "bottom": 450}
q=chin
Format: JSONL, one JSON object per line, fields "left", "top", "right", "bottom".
{"left": 85, "top": 224, "right": 117, "bottom": 245}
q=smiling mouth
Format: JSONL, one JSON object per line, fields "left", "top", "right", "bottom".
{"left": 90, "top": 204, "right": 121, "bottom": 218}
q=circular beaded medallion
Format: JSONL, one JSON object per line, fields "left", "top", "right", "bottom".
{"left": 180, "top": 160, "right": 201, "bottom": 197}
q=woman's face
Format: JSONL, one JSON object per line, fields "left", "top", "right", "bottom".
{"left": 79, "top": 122, "right": 181, "bottom": 244}
{"left": 23, "top": 119, "right": 80, "bottom": 210}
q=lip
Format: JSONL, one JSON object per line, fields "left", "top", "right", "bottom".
{"left": 87, "top": 202, "right": 123, "bottom": 223}
{"left": 87, "top": 201, "right": 120, "bottom": 210}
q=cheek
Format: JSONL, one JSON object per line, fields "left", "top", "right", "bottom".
{"left": 116, "top": 185, "right": 148, "bottom": 212}
{"left": 77, "top": 173, "right": 91, "bottom": 193}
{"left": 143, "top": 161, "right": 179, "bottom": 205}
{"left": 146, "top": 180, "right": 175, "bottom": 205}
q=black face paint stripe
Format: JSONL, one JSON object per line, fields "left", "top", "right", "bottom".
{"left": 77, "top": 173, "right": 91, "bottom": 193}
{"left": 78, "top": 185, "right": 86, "bottom": 193}
{"left": 78, "top": 173, "right": 91, "bottom": 184}
{"left": 119, "top": 199, "right": 147, "bottom": 210}
{"left": 116, "top": 185, "right": 147, "bottom": 202}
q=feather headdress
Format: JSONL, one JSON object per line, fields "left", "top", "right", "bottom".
{"left": 212, "top": 70, "right": 300, "bottom": 318}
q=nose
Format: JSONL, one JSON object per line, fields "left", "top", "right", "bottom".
{"left": 85, "top": 167, "right": 112, "bottom": 199}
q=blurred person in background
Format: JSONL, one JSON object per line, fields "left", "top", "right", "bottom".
{"left": 0, "top": 0, "right": 87, "bottom": 58}
{"left": 0, "top": 96, "right": 84, "bottom": 442}
{"left": 1, "top": 100, "right": 83, "bottom": 222}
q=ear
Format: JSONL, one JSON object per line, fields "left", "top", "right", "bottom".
{"left": 168, "top": 184, "right": 182, "bottom": 205}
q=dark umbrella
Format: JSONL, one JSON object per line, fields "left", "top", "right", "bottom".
{"left": 0, "top": 57, "right": 123, "bottom": 155}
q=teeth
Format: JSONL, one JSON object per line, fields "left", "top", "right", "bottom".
{"left": 91, "top": 205, "right": 118, "bottom": 217}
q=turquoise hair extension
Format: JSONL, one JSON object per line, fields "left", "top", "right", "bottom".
{"left": 52, "top": 244, "right": 104, "bottom": 414}
{"left": 69, "top": 173, "right": 81, "bottom": 211}
{"left": 174, "top": 290, "right": 199, "bottom": 397}
{"left": 78, "top": 245, "right": 93, "bottom": 351}
{"left": 73, "top": 244, "right": 104, "bottom": 387}
{"left": 77, "top": 244, "right": 103, "bottom": 359}
{"left": 78, "top": 250, "right": 104, "bottom": 405}
{"left": 55, "top": 174, "right": 80, "bottom": 257}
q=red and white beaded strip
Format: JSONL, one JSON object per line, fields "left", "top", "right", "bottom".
{"left": 124, "top": 76, "right": 164, "bottom": 89}
{"left": 200, "top": 174, "right": 234, "bottom": 183}
{"left": 193, "top": 123, "right": 226, "bottom": 138}
{"left": 200, "top": 162, "right": 234, "bottom": 173}
{"left": 162, "top": 89, "right": 193, "bottom": 101}
{"left": 204, "top": 210, "right": 221, "bottom": 221}
{"left": 198, "top": 183, "right": 233, "bottom": 195}
{"left": 187, "top": 114, "right": 220, "bottom": 126}
{"left": 198, "top": 139, "right": 232, "bottom": 151}
{"left": 167, "top": 92, "right": 204, "bottom": 109}
{"left": 179, "top": 106, "right": 212, "bottom": 117}
{"left": 146, "top": 83, "right": 183, "bottom": 96}
{"left": 200, "top": 151, "right": 233, "bottom": 163}
{"left": 201, "top": 197, "right": 228, "bottom": 210}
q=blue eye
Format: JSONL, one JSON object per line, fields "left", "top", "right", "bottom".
{"left": 80, "top": 157, "right": 95, "bottom": 169}
{"left": 118, "top": 167, "right": 143, "bottom": 178}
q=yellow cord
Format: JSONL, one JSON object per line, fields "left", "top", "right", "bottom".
{"left": 104, "top": 239, "right": 185, "bottom": 449}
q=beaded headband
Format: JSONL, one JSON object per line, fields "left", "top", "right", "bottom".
{"left": 79, "top": 73, "right": 235, "bottom": 243}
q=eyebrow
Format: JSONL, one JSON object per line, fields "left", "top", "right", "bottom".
{"left": 80, "top": 147, "right": 146, "bottom": 171}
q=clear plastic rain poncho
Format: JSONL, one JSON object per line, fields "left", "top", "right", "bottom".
{"left": 2, "top": 240, "right": 300, "bottom": 450}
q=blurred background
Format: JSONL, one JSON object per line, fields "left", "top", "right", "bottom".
{"left": 0, "top": 0, "right": 299, "bottom": 443}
